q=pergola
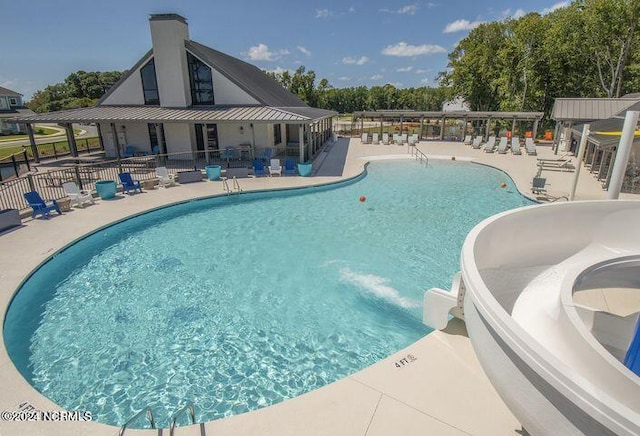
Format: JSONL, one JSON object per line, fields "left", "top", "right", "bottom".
{"left": 352, "top": 110, "right": 545, "bottom": 141}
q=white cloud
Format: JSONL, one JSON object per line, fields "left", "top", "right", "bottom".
{"left": 247, "top": 43, "right": 289, "bottom": 61}
{"left": 415, "top": 68, "right": 429, "bottom": 74}
{"left": 370, "top": 74, "right": 383, "bottom": 80}
{"left": 381, "top": 42, "right": 446, "bottom": 56}
{"left": 265, "top": 67, "right": 291, "bottom": 75}
{"left": 380, "top": 4, "right": 418, "bottom": 15}
{"left": 443, "top": 19, "right": 484, "bottom": 33}
{"left": 427, "top": 2, "right": 436, "bottom": 7}
{"left": 297, "top": 46, "right": 311, "bottom": 56}
{"left": 420, "top": 78, "right": 430, "bottom": 84}
{"left": 396, "top": 66, "right": 414, "bottom": 72}
{"left": 389, "top": 82, "right": 404, "bottom": 88}
{"left": 338, "top": 76, "right": 351, "bottom": 81}
{"left": 541, "top": 1, "right": 569, "bottom": 14}
{"left": 348, "top": 6, "right": 355, "bottom": 13}
{"left": 342, "top": 56, "right": 369, "bottom": 65}
{"left": 501, "top": 8, "right": 526, "bottom": 19}
{"left": 316, "top": 8, "right": 331, "bottom": 18}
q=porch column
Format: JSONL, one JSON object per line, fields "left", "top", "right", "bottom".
{"left": 360, "top": 117, "right": 364, "bottom": 136}
{"left": 400, "top": 115, "right": 403, "bottom": 134}
{"left": 532, "top": 118, "right": 540, "bottom": 139}
{"left": 379, "top": 117, "right": 383, "bottom": 137}
{"left": 484, "top": 118, "right": 491, "bottom": 141}
{"left": 420, "top": 117, "right": 424, "bottom": 141}
{"left": 26, "top": 123, "right": 40, "bottom": 163}
{"left": 440, "top": 117, "right": 446, "bottom": 140}
{"left": 299, "top": 124, "right": 305, "bottom": 162}
{"left": 569, "top": 124, "right": 589, "bottom": 201}
{"left": 607, "top": 110, "right": 639, "bottom": 199}
{"left": 111, "top": 123, "right": 122, "bottom": 161}
{"left": 96, "top": 123, "right": 105, "bottom": 151}
{"left": 604, "top": 147, "right": 617, "bottom": 189}
{"left": 511, "top": 117, "right": 517, "bottom": 135}
{"left": 65, "top": 123, "right": 78, "bottom": 157}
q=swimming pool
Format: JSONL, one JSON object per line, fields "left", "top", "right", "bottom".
{"left": 3, "top": 160, "right": 532, "bottom": 428}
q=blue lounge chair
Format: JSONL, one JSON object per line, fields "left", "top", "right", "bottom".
{"left": 24, "top": 191, "right": 61, "bottom": 219}
{"left": 284, "top": 158, "right": 296, "bottom": 175}
{"left": 122, "top": 145, "right": 136, "bottom": 158}
{"left": 118, "top": 172, "right": 143, "bottom": 194}
{"left": 253, "top": 159, "right": 266, "bottom": 176}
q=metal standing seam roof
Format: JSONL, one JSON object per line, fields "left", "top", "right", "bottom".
{"left": 8, "top": 105, "right": 336, "bottom": 124}
{"left": 0, "top": 86, "right": 23, "bottom": 97}
{"left": 353, "top": 110, "right": 544, "bottom": 119}
{"left": 551, "top": 98, "right": 639, "bottom": 122}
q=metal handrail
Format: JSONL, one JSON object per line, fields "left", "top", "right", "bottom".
{"left": 232, "top": 176, "right": 242, "bottom": 192}
{"left": 221, "top": 177, "right": 231, "bottom": 195}
{"left": 118, "top": 407, "right": 155, "bottom": 436}
{"left": 408, "top": 144, "right": 429, "bottom": 166}
{"left": 169, "top": 403, "right": 196, "bottom": 436}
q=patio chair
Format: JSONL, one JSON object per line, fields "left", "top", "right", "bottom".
{"left": 525, "top": 138, "right": 537, "bottom": 155}
{"left": 484, "top": 136, "right": 498, "bottom": 153}
{"left": 382, "top": 133, "right": 390, "bottom": 145}
{"left": 253, "top": 159, "right": 266, "bottom": 176}
{"left": 122, "top": 145, "right": 136, "bottom": 158}
{"left": 463, "top": 135, "right": 472, "bottom": 145}
{"left": 361, "top": 133, "right": 369, "bottom": 144}
{"left": 511, "top": 137, "right": 522, "bottom": 155}
{"left": 62, "top": 182, "right": 94, "bottom": 208}
{"left": 372, "top": 133, "right": 379, "bottom": 144}
{"left": 24, "top": 191, "right": 61, "bottom": 219}
{"left": 400, "top": 134, "right": 408, "bottom": 144}
{"left": 118, "top": 172, "right": 143, "bottom": 194}
{"left": 284, "top": 158, "right": 296, "bottom": 175}
{"left": 471, "top": 136, "right": 483, "bottom": 149}
{"left": 392, "top": 134, "right": 399, "bottom": 144}
{"left": 410, "top": 134, "right": 419, "bottom": 144}
{"left": 269, "top": 159, "right": 282, "bottom": 177}
{"left": 155, "top": 166, "right": 175, "bottom": 187}
{"left": 222, "top": 147, "right": 235, "bottom": 166}
{"left": 531, "top": 177, "right": 547, "bottom": 194}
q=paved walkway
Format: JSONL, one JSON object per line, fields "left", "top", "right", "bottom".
{"left": 0, "top": 137, "right": 631, "bottom": 436}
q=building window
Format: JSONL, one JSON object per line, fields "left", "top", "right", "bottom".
{"left": 273, "top": 124, "right": 282, "bottom": 145}
{"left": 9, "top": 98, "right": 17, "bottom": 105}
{"left": 140, "top": 59, "right": 160, "bottom": 105}
{"left": 187, "top": 52, "right": 214, "bottom": 105}
{"left": 148, "top": 123, "right": 164, "bottom": 152}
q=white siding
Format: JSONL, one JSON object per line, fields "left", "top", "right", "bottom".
{"left": 102, "top": 66, "right": 145, "bottom": 105}
{"left": 121, "top": 123, "right": 150, "bottom": 153}
{"left": 99, "top": 123, "right": 118, "bottom": 158}
{"left": 211, "top": 69, "right": 259, "bottom": 105}
{"left": 164, "top": 123, "right": 193, "bottom": 154}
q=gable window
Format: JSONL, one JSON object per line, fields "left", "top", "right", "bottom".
{"left": 273, "top": 124, "right": 282, "bottom": 145}
{"left": 140, "top": 59, "right": 160, "bottom": 105}
{"left": 187, "top": 52, "right": 214, "bottom": 105}
{"left": 9, "top": 98, "right": 17, "bottom": 105}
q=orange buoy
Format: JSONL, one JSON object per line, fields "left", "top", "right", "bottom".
{"left": 500, "top": 182, "right": 507, "bottom": 188}
{"left": 359, "top": 195, "right": 366, "bottom": 202}
{"left": 451, "top": 156, "right": 456, "bottom": 161}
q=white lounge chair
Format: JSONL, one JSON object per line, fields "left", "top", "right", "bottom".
{"left": 410, "top": 134, "right": 419, "bottom": 144}
{"left": 382, "top": 133, "right": 390, "bottom": 145}
{"left": 269, "top": 158, "right": 282, "bottom": 176}
{"left": 496, "top": 137, "right": 508, "bottom": 153}
{"left": 525, "top": 138, "right": 537, "bottom": 155}
{"left": 511, "top": 137, "right": 521, "bottom": 155}
{"left": 463, "top": 135, "right": 472, "bottom": 145}
{"left": 361, "top": 133, "right": 369, "bottom": 144}
{"left": 62, "top": 182, "right": 94, "bottom": 208}
{"left": 408, "top": 135, "right": 417, "bottom": 146}
{"left": 372, "top": 133, "right": 379, "bottom": 144}
{"left": 392, "top": 134, "right": 400, "bottom": 144}
{"left": 400, "top": 133, "right": 408, "bottom": 144}
{"left": 156, "top": 166, "right": 175, "bottom": 187}
{"left": 471, "top": 136, "right": 483, "bottom": 149}
{"left": 484, "top": 136, "right": 497, "bottom": 153}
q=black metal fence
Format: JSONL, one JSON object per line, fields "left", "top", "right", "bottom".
{"left": 0, "top": 149, "right": 303, "bottom": 211}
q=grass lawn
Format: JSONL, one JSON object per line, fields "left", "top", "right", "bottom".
{"left": 0, "top": 126, "right": 64, "bottom": 142}
{"left": 0, "top": 136, "right": 100, "bottom": 160}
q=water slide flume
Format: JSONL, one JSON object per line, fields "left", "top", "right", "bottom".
{"left": 424, "top": 201, "right": 640, "bottom": 435}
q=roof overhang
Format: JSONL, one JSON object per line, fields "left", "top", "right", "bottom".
{"left": 9, "top": 105, "right": 337, "bottom": 124}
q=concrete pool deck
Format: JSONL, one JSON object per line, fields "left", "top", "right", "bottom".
{"left": 0, "top": 138, "right": 633, "bottom": 435}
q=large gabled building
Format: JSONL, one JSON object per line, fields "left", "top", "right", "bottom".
{"left": 13, "top": 14, "right": 336, "bottom": 163}
{"left": 0, "top": 86, "right": 35, "bottom": 135}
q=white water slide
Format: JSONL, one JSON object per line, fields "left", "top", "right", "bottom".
{"left": 424, "top": 201, "right": 640, "bottom": 435}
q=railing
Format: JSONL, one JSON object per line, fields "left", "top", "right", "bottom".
{"left": 0, "top": 149, "right": 31, "bottom": 181}
{"left": 169, "top": 403, "right": 196, "bottom": 436}
{"left": 221, "top": 177, "right": 231, "bottom": 195}
{"left": 118, "top": 407, "right": 156, "bottom": 436}
{"left": 232, "top": 176, "right": 242, "bottom": 193}
{"left": 408, "top": 144, "right": 429, "bottom": 166}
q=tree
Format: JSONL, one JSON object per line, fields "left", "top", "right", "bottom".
{"left": 27, "top": 70, "right": 123, "bottom": 113}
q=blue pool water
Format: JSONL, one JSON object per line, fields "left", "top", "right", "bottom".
{"left": 4, "top": 160, "right": 532, "bottom": 428}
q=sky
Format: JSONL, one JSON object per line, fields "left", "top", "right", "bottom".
{"left": 2, "top": 0, "right": 570, "bottom": 101}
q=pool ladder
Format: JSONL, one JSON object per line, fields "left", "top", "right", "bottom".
{"left": 408, "top": 144, "right": 429, "bottom": 166}
{"left": 222, "top": 176, "right": 243, "bottom": 195}
{"left": 119, "top": 402, "right": 200, "bottom": 436}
